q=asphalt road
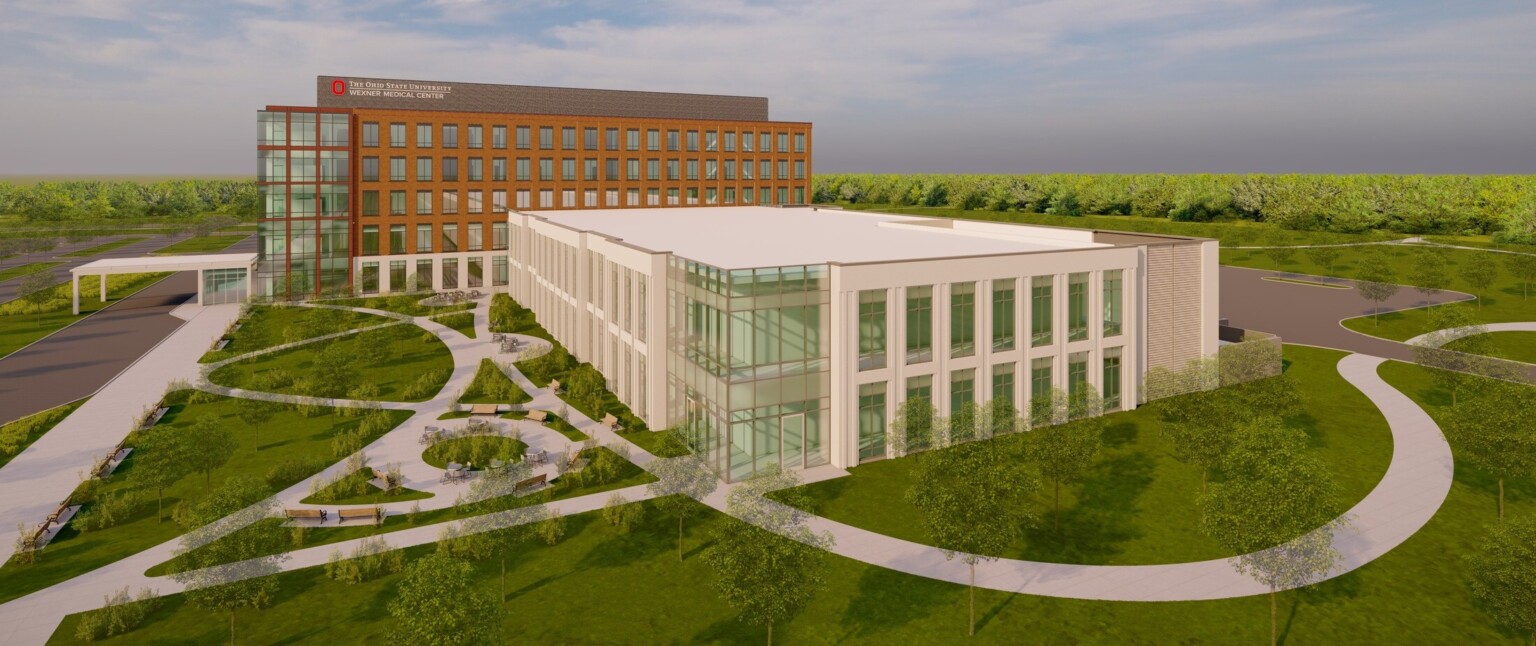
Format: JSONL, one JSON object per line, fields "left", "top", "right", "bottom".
{"left": 0, "top": 233, "right": 253, "bottom": 303}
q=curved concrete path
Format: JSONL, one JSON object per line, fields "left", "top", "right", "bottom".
{"left": 1405, "top": 321, "right": 1536, "bottom": 350}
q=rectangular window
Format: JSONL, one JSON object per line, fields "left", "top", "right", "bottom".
{"left": 647, "top": 159, "right": 660, "bottom": 181}
{"left": 584, "top": 189, "right": 598, "bottom": 207}
{"left": 1031, "top": 276, "right": 1053, "bottom": 347}
{"left": 287, "top": 150, "right": 315, "bottom": 181}
{"left": 360, "top": 262, "right": 379, "bottom": 294}
{"left": 646, "top": 129, "right": 659, "bottom": 151}
{"left": 390, "top": 260, "right": 406, "bottom": 292}
{"left": 261, "top": 185, "right": 284, "bottom": 218}
{"left": 492, "top": 158, "right": 507, "bottom": 181}
{"left": 584, "top": 158, "right": 598, "bottom": 181}
{"left": 389, "top": 157, "right": 405, "bottom": 182}
{"left": 416, "top": 259, "right": 434, "bottom": 290}
{"left": 1104, "top": 270, "right": 1124, "bottom": 337}
{"left": 605, "top": 127, "right": 619, "bottom": 150}
{"left": 442, "top": 124, "right": 459, "bottom": 149}
{"left": 416, "top": 224, "right": 433, "bottom": 253}
{"left": 626, "top": 128, "right": 640, "bottom": 151}
{"left": 492, "top": 125, "right": 507, "bottom": 149}
{"left": 516, "top": 125, "right": 530, "bottom": 149}
{"left": 361, "top": 122, "right": 379, "bottom": 147}
{"left": 1069, "top": 272, "right": 1089, "bottom": 342}
{"left": 467, "top": 125, "right": 483, "bottom": 149}
{"left": 320, "top": 151, "right": 348, "bottom": 181}
{"left": 951, "top": 369, "right": 975, "bottom": 415}
{"left": 291, "top": 114, "right": 318, "bottom": 146}
{"left": 666, "top": 159, "right": 679, "bottom": 181}
{"left": 493, "top": 256, "right": 509, "bottom": 286}
{"left": 562, "top": 189, "right": 576, "bottom": 207}
{"left": 777, "top": 132, "right": 789, "bottom": 153}
{"left": 362, "top": 156, "right": 381, "bottom": 182}
{"left": 794, "top": 160, "right": 806, "bottom": 180}
{"left": 415, "top": 190, "right": 432, "bottom": 215}
{"left": 492, "top": 222, "right": 508, "bottom": 250}
{"left": 259, "top": 111, "right": 287, "bottom": 145}
{"left": 741, "top": 131, "right": 754, "bottom": 152}
{"left": 467, "top": 257, "right": 483, "bottom": 289}
{"left": 539, "top": 158, "right": 553, "bottom": 181}
{"left": 627, "top": 188, "right": 640, "bottom": 206}
{"left": 468, "top": 222, "right": 483, "bottom": 250}
{"left": 389, "top": 190, "right": 406, "bottom": 216}
{"left": 794, "top": 132, "right": 806, "bottom": 153}
{"left": 951, "top": 282, "right": 975, "bottom": 358}
{"left": 516, "top": 190, "right": 531, "bottom": 209}
{"left": 686, "top": 130, "right": 699, "bottom": 152}
{"left": 993, "top": 363, "right": 1015, "bottom": 408}
{"left": 386, "top": 122, "right": 403, "bottom": 148}
{"left": 905, "top": 285, "right": 933, "bottom": 364}
{"left": 667, "top": 188, "right": 679, "bottom": 205}
{"left": 442, "top": 190, "right": 459, "bottom": 215}
{"left": 442, "top": 157, "right": 459, "bottom": 182}
{"left": 1068, "top": 351, "right": 1089, "bottom": 402}
{"left": 993, "top": 278, "right": 1016, "bottom": 351}
{"left": 441, "top": 223, "right": 459, "bottom": 252}
{"left": 468, "top": 157, "right": 482, "bottom": 181}
{"left": 389, "top": 224, "right": 406, "bottom": 255}
{"left": 468, "top": 190, "right": 483, "bottom": 214}
{"left": 858, "top": 382, "right": 887, "bottom": 462}
{"left": 627, "top": 159, "right": 640, "bottom": 181}
{"left": 724, "top": 187, "right": 736, "bottom": 204}
{"left": 415, "top": 123, "right": 433, "bottom": 148}
{"left": 492, "top": 190, "right": 507, "bottom": 213}
{"left": 539, "top": 189, "right": 553, "bottom": 208}
{"left": 258, "top": 150, "right": 286, "bottom": 182}
{"left": 361, "top": 190, "right": 379, "bottom": 216}
{"left": 1031, "top": 357, "right": 1053, "bottom": 404}
{"left": 562, "top": 158, "right": 576, "bottom": 181}
{"left": 760, "top": 132, "right": 772, "bottom": 152}
{"left": 1103, "top": 348, "right": 1122, "bottom": 411}
{"left": 515, "top": 158, "right": 530, "bottom": 181}
{"left": 416, "top": 157, "right": 432, "bottom": 182}
{"left": 666, "top": 130, "right": 679, "bottom": 151}
{"left": 539, "top": 126, "right": 553, "bottom": 149}
{"left": 686, "top": 159, "right": 699, "bottom": 181}
{"left": 606, "top": 158, "right": 619, "bottom": 181}
{"left": 723, "top": 160, "right": 736, "bottom": 181}
{"left": 742, "top": 159, "right": 754, "bottom": 180}
{"left": 562, "top": 127, "right": 576, "bottom": 149}
{"left": 361, "top": 225, "right": 379, "bottom": 256}
{"left": 443, "top": 258, "right": 459, "bottom": 289}
{"left": 583, "top": 127, "right": 598, "bottom": 150}
{"left": 777, "top": 160, "right": 789, "bottom": 181}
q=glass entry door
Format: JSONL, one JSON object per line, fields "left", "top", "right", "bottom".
{"left": 780, "top": 413, "right": 804, "bottom": 471}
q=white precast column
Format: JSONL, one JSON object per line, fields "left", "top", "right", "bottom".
{"left": 71, "top": 274, "right": 80, "bottom": 315}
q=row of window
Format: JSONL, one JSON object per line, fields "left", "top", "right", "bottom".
{"left": 855, "top": 351, "right": 1124, "bottom": 461}
{"left": 359, "top": 221, "right": 510, "bottom": 256}
{"left": 359, "top": 186, "right": 805, "bottom": 216}
{"left": 258, "top": 111, "right": 349, "bottom": 147}
{"left": 857, "top": 272, "right": 1124, "bottom": 370}
{"left": 358, "top": 156, "right": 806, "bottom": 183}
{"left": 360, "top": 122, "right": 807, "bottom": 154}
{"left": 358, "top": 255, "right": 509, "bottom": 294}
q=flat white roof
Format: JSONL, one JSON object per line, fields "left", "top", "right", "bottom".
{"left": 71, "top": 253, "right": 257, "bottom": 275}
{"left": 527, "top": 206, "right": 1110, "bottom": 269}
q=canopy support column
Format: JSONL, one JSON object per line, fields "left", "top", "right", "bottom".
{"left": 100, "top": 274, "right": 107, "bottom": 303}
{"left": 72, "top": 274, "right": 80, "bottom": 316}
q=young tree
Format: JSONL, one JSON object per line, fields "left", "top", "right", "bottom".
{"left": 313, "top": 342, "right": 358, "bottom": 399}
{"left": 234, "top": 397, "right": 274, "bottom": 430}
{"left": 646, "top": 452, "right": 720, "bottom": 561}
{"left": 987, "top": 395, "right": 1023, "bottom": 437}
{"left": 944, "top": 400, "right": 982, "bottom": 446}
{"left": 170, "top": 477, "right": 288, "bottom": 646}
{"left": 1160, "top": 390, "right": 1236, "bottom": 494}
{"left": 1506, "top": 254, "right": 1536, "bottom": 300}
{"left": 1261, "top": 235, "right": 1296, "bottom": 268}
{"left": 456, "top": 499, "right": 543, "bottom": 602}
{"left": 1446, "top": 380, "right": 1536, "bottom": 520}
{"left": 17, "top": 271, "right": 58, "bottom": 326}
{"left": 907, "top": 441, "right": 1038, "bottom": 636}
{"left": 886, "top": 396, "right": 935, "bottom": 456}
{"left": 1305, "top": 245, "right": 1342, "bottom": 274}
{"left": 1414, "top": 307, "right": 1488, "bottom": 406}
{"left": 1355, "top": 257, "right": 1400, "bottom": 323}
{"left": 1466, "top": 516, "right": 1536, "bottom": 646}
{"left": 1408, "top": 249, "right": 1451, "bottom": 304}
{"left": 185, "top": 415, "right": 237, "bottom": 484}
{"left": 132, "top": 426, "right": 194, "bottom": 521}
{"left": 1461, "top": 253, "right": 1500, "bottom": 308}
{"left": 1023, "top": 388, "right": 1103, "bottom": 530}
{"left": 1200, "top": 419, "right": 1343, "bottom": 646}
{"left": 388, "top": 552, "right": 504, "bottom": 645}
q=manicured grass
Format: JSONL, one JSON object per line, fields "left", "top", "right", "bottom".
{"left": 198, "top": 304, "right": 392, "bottom": 363}
{"left": 0, "top": 392, "right": 412, "bottom": 605}
{"left": 545, "top": 414, "right": 589, "bottom": 443}
{"left": 59, "top": 237, "right": 144, "bottom": 257}
{"left": 458, "top": 359, "right": 530, "bottom": 405}
{"left": 489, "top": 292, "right": 555, "bottom": 344}
{"left": 0, "top": 262, "right": 60, "bottom": 283}
{"left": 150, "top": 233, "right": 246, "bottom": 255}
{"left": 777, "top": 345, "right": 1392, "bottom": 565}
{"left": 433, "top": 310, "right": 477, "bottom": 338}
{"left": 300, "top": 469, "right": 434, "bottom": 505}
{"left": 421, "top": 436, "right": 527, "bottom": 470}
{"left": 618, "top": 427, "right": 689, "bottom": 458}
{"left": 326, "top": 294, "right": 476, "bottom": 318}
{"left": 207, "top": 324, "right": 453, "bottom": 402}
{"left": 1443, "top": 330, "right": 1536, "bottom": 365}
{"left": 0, "top": 399, "right": 86, "bottom": 468}
{"left": 0, "top": 272, "right": 170, "bottom": 359}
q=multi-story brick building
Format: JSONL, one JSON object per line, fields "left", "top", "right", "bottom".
{"left": 255, "top": 76, "right": 813, "bottom": 298}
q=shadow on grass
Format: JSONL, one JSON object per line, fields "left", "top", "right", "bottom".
{"left": 1020, "top": 451, "right": 1155, "bottom": 564}
{"left": 837, "top": 564, "right": 946, "bottom": 639}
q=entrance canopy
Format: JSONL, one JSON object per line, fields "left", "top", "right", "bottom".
{"left": 70, "top": 253, "right": 257, "bottom": 314}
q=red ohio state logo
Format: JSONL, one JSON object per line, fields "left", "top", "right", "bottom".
{"left": 331, "top": 79, "right": 347, "bottom": 95}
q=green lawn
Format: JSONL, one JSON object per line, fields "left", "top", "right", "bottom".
{"left": 0, "top": 272, "right": 170, "bottom": 358}
{"left": 198, "top": 304, "right": 391, "bottom": 363}
{"left": 489, "top": 293, "right": 555, "bottom": 344}
{"left": 325, "top": 295, "right": 476, "bottom": 318}
{"left": 0, "top": 392, "right": 412, "bottom": 605}
{"left": 207, "top": 324, "right": 453, "bottom": 402}
{"left": 777, "top": 345, "right": 1391, "bottom": 565}
{"left": 59, "top": 237, "right": 145, "bottom": 257}
{"left": 0, "top": 399, "right": 86, "bottom": 468}
{"left": 299, "top": 469, "right": 434, "bottom": 505}
{"left": 0, "top": 262, "right": 60, "bottom": 283}
{"left": 1442, "top": 331, "right": 1536, "bottom": 365}
{"left": 150, "top": 234, "right": 247, "bottom": 255}
{"left": 458, "top": 359, "right": 530, "bottom": 405}
{"left": 433, "top": 310, "right": 477, "bottom": 338}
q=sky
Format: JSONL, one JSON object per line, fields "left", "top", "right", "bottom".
{"left": 1, "top": 0, "right": 1534, "bottom": 175}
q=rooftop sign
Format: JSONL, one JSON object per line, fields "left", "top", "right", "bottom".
{"left": 316, "top": 76, "right": 772, "bottom": 121}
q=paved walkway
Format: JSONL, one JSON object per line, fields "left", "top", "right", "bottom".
{"left": 1404, "top": 321, "right": 1536, "bottom": 350}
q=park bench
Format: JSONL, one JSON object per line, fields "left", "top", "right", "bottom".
{"left": 600, "top": 413, "right": 621, "bottom": 431}
{"left": 284, "top": 508, "right": 327, "bottom": 522}
{"left": 526, "top": 410, "right": 548, "bottom": 423}
{"left": 338, "top": 507, "right": 382, "bottom": 525}
{"left": 514, "top": 473, "right": 548, "bottom": 495}
{"left": 548, "top": 379, "right": 563, "bottom": 394}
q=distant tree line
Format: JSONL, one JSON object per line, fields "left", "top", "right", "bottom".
{"left": 812, "top": 174, "right": 1536, "bottom": 241}
{"left": 0, "top": 180, "right": 259, "bottom": 221}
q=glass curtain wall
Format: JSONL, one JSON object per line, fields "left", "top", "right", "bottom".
{"left": 256, "top": 109, "right": 350, "bottom": 299}
{"left": 667, "top": 258, "right": 831, "bottom": 482}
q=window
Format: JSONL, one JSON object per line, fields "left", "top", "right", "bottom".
{"left": 467, "top": 257, "right": 483, "bottom": 288}
{"left": 1068, "top": 272, "right": 1089, "bottom": 342}
{"left": 539, "top": 158, "right": 553, "bottom": 181}
{"left": 705, "top": 130, "right": 718, "bottom": 152}
{"left": 361, "top": 225, "right": 379, "bottom": 256}
{"left": 646, "top": 159, "right": 660, "bottom": 181}
{"left": 441, "top": 223, "right": 459, "bottom": 252}
{"left": 627, "top": 188, "right": 640, "bottom": 206}
{"left": 584, "top": 158, "right": 598, "bottom": 181}
{"left": 992, "top": 363, "right": 1015, "bottom": 408}
{"left": 468, "top": 190, "right": 483, "bottom": 214}
{"left": 667, "top": 188, "right": 679, "bottom": 205}
{"left": 686, "top": 159, "right": 698, "bottom": 181}
{"left": 724, "top": 131, "right": 737, "bottom": 152}
{"left": 1104, "top": 270, "right": 1124, "bottom": 337}
{"left": 468, "top": 158, "right": 482, "bottom": 181}
{"left": 794, "top": 160, "right": 806, "bottom": 180}
{"left": 389, "top": 123, "right": 405, "bottom": 148}
{"left": 951, "top": 282, "right": 975, "bottom": 358}
{"left": 666, "top": 159, "right": 679, "bottom": 181}
{"left": 389, "top": 157, "right": 405, "bottom": 182}
{"left": 289, "top": 150, "right": 316, "bottom": 181}
{"left": 647, "top": 188, "right": 660, "bottom": 205}
{"left": 562, "top": 189, "right": 576, "bottom": 207}
{"left": 468, "top": 222, "right": 483, "bottom": 250}
{"left": 646, "top": 129, "right": 660, "bottom": 151}
{"left": 951, "top": 369, "right": 975, "bottom": 414}
{"left": 686, "top": 130, "right": 699, "bottom": 151}
{"left": 442, "top": 190, "right": 459, "bottom": 215}
{"left": 993, "top": 279, "right": 1016, "bottom": 351}
{"left": 562, "top": 158, "right": 576, "bottom": 181}
{"left": 742, "top": 159, "right": 754, "bottom": 180}
{"left": 562, "top": 127, "right": 576, "bottom": 149}
{"left": 687, "top": 188, "right": 698, "bottom": 205}
{"left": 741, "top": 131, "right": 754, "bottom": 152}
{"left": 389, "top": 224, "right": 406, "bottom": 255}
{"left": 723, "top": 160, "right": 736, "bottom": 180}
{"left": 627, "top": 159, "right": 640, "bottom": 181}
{"left": 290, "top": 185, "right": 316, "bottom": 216}
{"left": 361, "top": 122, "right": 379, "bottom": 147}
{"left": 492, "top": 190, "right": 507, "bottom": 213}
{"left": 258, "top": 111, "right": 287, "bottom": 145}
{"left": 360, "top": 262, "right": 379, "bottom": 294}
{"left": 605, "top": 127, "right": 619, "bottom": 150}
{"left": 858, "top": 382, "right": 886, "bottom": 462}
{"left": 905, "top": 285, "right": 933, "bottom": 364}
{"left": 666, "top": 130, "right": 679, "bottom": 151}
{"left": 777, "top": 160, "right": 789, "bottom": 180}
{"left": 492, "top": 125, "right": 507, "bottom": 149}
{"left": 416, "top": 224, "right": 433, "bottom": 253}
{"left": 761, "top": 187, "right": 772, "bottom": 205}
{"left": 794, "top": 132, "right": 806, "bottom": 153}
{"left": 1031, "top": 357, "right": 1053, "bottom": 404}
{"left": 389, "top": 190, "right": 406, "bottom": 215}
{"left": 761, "top": 132, "right": 772, "bottom": 152}
{"left": 361, "top": 190, "right": 379, "bottom": 216}
{"left": 443, "top": 124, "right": 459, "bottom": 148}
{"left": 516, "top": 125, "right": 530, "bottom": 149}
{"left": 361, "top": 157, "right": 379, "bottom": 182}
{"left": 1103, "top": 348, "right": 1122, "bottom": 411}
{"left": 606, "top": 158, "right": 619, "bottom": 181}
{"left": 320, "top": 185, "right": 348, "bottom": 216}
{"left": 408, "top": 123, "right": 430, "bottom": 149}
{"left": 741, "top": 186, "right": 753, "bottom": 203}
{"left": 415, "top": 190, "right": 432, "bottom": 215}
{"left": 443, "top": 258, "right": 459, "bottom": 289}
{"left": 493, "top": 256, "right": 509, "bottom": 286}
{"left": 516, "top": 190, "right": 531, "bottom": 209}
{"left": 761, "top": 160, "right": 772, "bottom": 180}
{"left": 259, "top": 150, "right": 287, "bottom": 182}
{"left": 389, "top": 260, "right": 406, "bottom": 292}
{"left": 539, "top": 190, "right": 553, "bottom": 208}
{"left": 467, "top": 125, "right": 483, "bottom": 149}
{"left": 442, "top": 157, "right": 459, "bottom": 182}
{"left": 778, "top": 132, "right": 789, "bottom": 153}
{"left": 320, "top": 114, "right": 349, "bottom": 146}
{"left": 416, "top": 157, "right": 432, "bottom": 181}
{"left": 706, "top": 187, "right": 717, "bottom": 204}
{"left": 539, "top": 126, "right": 553, "bottom": 149}
{"left": 492, "top": 222, "right": 508, "bottom": 250}
{"left": 515, "top": 158, "right": 530, "bottom": 181}
{"left": 584, "top": 189, "right": 598, "bottom": 207}
{"left": 724, "top": 187, "right": 736, "bottom": 204}
{"left": 1031, "top": 276, "right": 1053, "bottom": 346}
{"left": 492, "top": 158, "right": 507, "bottom": 181}
{"left": 626, "top": 128, "right": 640, "bottom": 151}
{"left": 583, "top": 127, "right": 598, "bottom": 150}
{"left": 320, "top": 151, "right": 348, "bottom": 181}
{"left": 1068, "top": 352, "right": 1089, "bottom": 402}
{"left": 778, "top": 187, "right": 789, "bottom": 205}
